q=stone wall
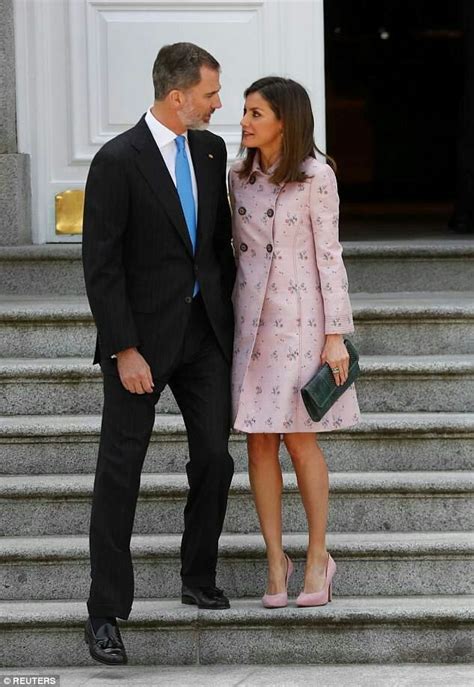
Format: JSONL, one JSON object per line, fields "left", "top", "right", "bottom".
{"left": 0, "top": 0, "right": 31, "bottom": 244}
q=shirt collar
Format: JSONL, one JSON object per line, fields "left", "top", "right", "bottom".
{"left": 145, "top": 108, "right": 188, "bottom": 150}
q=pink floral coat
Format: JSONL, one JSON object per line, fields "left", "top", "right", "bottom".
{"left": 229, "top": 154, "right": 360, "bottom": 433}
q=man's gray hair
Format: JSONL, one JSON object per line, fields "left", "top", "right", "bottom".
{"left": 153, "top": 42, "right": 220, "bottom": 100}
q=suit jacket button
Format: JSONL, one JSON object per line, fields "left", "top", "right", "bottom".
{"left": 267, "top": 208, "right": 274, "bottom": 217}
{"left": 238, "top": 207, "right": 247, "bottom": 215}
{"left": 185, "top": 296, "right": 192, "bottom": 304}
{"left": 266, "top": 244, "right": 273, "bottom": 253}
{"left": 240, "top": 243, "right": 248, "bottom": 252}
{"left": 249, "top": 174, "right": 256, "bottom": 185}
{"left": 194, "top": 264, "right": 198, "bottom": 274}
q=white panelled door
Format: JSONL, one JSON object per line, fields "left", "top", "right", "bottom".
{"left": 14, "top": 0, "right": 326, "bottom": 243}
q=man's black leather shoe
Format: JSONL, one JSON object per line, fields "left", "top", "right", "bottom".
{"left": 181, "top": 584, "right": 230, "bottom": 609}
{"left": 210, "top": 585, "right": 226, "bottom": 598}
{"left": 84, "top": 617, "right": 128, "bottom": 665}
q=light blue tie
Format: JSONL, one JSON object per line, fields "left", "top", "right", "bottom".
{"left": 175, "top": 135, "right": 198, "bottom": 295}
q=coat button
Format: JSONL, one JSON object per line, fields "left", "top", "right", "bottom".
{"left": 238, "top": 207, "right": 246, "bottom": 215}
{"left": 194, "top": 264, "right": 198, "bottom": 274}
{"left": 267, "top": 208, "right": 274, "bottom": 217}
{"left": 240, "top": 243, "right": 248, "bottom": 252}
{"left": 249, "top": 174, "right": 256, "bottom": 185}
{"left": 185, "top": 296, "right": 192, "bottom": 304}
{"left": 266, "top": 244, "right": 273, "bottom": 253}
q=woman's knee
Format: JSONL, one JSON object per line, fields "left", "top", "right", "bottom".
{"left": 283, "top": 433, "right": 320, "bottom": 464}
{"left": 247, "top": 433, "right": 280, "bottom": 466}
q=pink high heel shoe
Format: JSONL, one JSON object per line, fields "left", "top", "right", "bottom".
{"left": 262, "top": 553, "right": 294, "bottom": 608}
{"left": 296, "top": 553, "right": 336, "bottom": 607}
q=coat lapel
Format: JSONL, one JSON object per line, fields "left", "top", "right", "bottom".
{"left": 131, "top": 117, "right": 194, "bottom": 256}
{"left": 188, "top": 130, "right": 217, "bottom": 257}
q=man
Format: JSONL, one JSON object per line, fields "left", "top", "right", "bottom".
{"left": 82, "top": 42, "right": 236, "bottom": 665}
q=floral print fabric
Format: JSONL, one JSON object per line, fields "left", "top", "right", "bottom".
{"left": 229, "top": 154, "right": 360, "bottom": 433}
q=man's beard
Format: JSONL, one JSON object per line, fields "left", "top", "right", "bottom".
{"left": 187, "top": 118, "right": 209, "bottom": 131}
{"left": 178, "top": 101, "right": 212, "bottom": 130}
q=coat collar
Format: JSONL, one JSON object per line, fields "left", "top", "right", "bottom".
{"left": 243, "top": 151, "right": 281, "bottom": 184}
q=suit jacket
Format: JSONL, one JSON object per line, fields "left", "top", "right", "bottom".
{"left": 82, "top": 115, "right": 236, "bottom": 378}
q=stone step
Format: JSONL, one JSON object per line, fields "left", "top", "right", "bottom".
{"left": 0, "top": 296, "right": 94, "bottom": 358}
{"left": 352, "top": 292, "right": 474, "bottom": 355}
{"left": 356, "top": 355, "right": 474, "bottom": 412}
{"left": 0, "top": 292, "right": 473, "bottom": 357}
{"left": 1, "top": 412, "right": 472, "bottom": 475}
{"left": 0, "top": 355, "right": 472, "bottom": 415}
{"left": 344, "top": 240, "right": 474, "bottom": 292}
{"left": 1, "top": 596, "right": 472, "bottom": 666}
{"left": 4, "top": 665, "right": 474, "bottom": 686}
{"left": 0, "top": 245, "right": 86, "bottom": 296}
{"left": 1, "top": 471, "right": 472, "bottom": 536}
{"left": 1, "top": 240, "right": 473, "bottom": 295}
{"left": 2, "top": 532, "right": 472, "bottom": 601}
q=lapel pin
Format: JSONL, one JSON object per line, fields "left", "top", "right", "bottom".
{"left": 208, "top": 153, "right": 214, "bottom": 159}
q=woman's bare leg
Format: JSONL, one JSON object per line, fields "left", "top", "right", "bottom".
{"left": 283, "top": 432, "right": 329, "bottom": 593}
{"left": 247, "top": 432, "right": 288, "bottom": 594}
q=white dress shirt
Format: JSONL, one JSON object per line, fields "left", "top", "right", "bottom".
{"left": 144, "top": 108, "right": 198, "bottom": 209}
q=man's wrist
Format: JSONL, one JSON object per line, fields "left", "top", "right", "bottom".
{"left": 115, "top": 346, "right": 138, "bottom": 359}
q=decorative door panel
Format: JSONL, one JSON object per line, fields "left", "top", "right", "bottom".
{"left": 14, "top": 0, "right": 325, "bottom": 242}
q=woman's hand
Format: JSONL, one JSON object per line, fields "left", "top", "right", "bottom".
{"left": 321, "top": 334, "right": 349, "bottom": 386}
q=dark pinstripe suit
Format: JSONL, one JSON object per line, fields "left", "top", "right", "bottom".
{"left": 82, "top": 115, "right": 236, "bottom": 619}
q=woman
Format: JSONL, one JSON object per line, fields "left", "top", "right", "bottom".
{"left": 229, "top": 77, "right": 360, "bottom": 608}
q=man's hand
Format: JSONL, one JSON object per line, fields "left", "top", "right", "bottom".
{"left": 116, "top": 347, "right": 154, "bottom": 394}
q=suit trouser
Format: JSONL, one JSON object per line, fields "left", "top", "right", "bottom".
{"left": 87, "top": 296, "right": 234, "bottom": 619}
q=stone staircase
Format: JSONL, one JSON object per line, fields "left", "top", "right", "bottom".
{"left": 0, "top": 239, "right": 473, "bottom": 667}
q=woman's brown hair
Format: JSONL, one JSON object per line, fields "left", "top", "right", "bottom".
{"left": 238, "top": 76, "right": 335, "bottom": 185}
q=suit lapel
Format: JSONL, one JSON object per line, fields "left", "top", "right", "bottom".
{"left": 188, "top": 130, "right": 216, "bottom": 256}
{"left": 131, "top": 117, "right": 194, "bottom": 256}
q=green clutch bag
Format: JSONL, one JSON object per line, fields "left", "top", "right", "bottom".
{"left": 301, "top": 339, "right": 360, "bottom": 422}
